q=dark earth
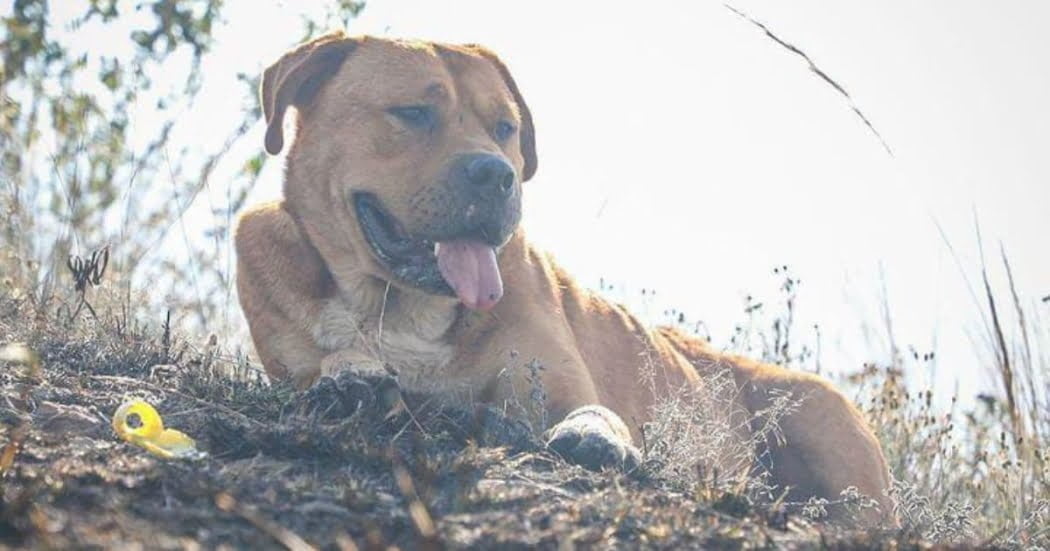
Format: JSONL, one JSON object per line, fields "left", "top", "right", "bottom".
{"left": 0, "top": 295, "right": 978, "bottom": 550}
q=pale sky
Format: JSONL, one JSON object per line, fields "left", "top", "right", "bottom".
{"left": 52, "top": 1, "right": 1050, "bottom": 401}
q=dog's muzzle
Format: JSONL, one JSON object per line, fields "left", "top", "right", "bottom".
{"left": 352, "top": 153, "right": 521, "bottom": 311}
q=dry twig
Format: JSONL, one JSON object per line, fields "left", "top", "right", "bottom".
{"left": 724, "top": 4, "right": 893, "bottom": 156}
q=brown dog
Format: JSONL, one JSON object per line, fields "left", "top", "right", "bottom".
{"left": 236, "top": 32, "right": 894, "bottom": 525}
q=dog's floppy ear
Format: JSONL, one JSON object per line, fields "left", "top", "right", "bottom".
{"left": 470, "top": 47, "right": 538, "bottom": 181}
{"left": 260, "top": 31, "right": 358, "bottom": 155}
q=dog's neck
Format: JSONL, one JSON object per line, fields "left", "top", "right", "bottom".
{"left": 289, "top": 202, "right": 460, "bottom": 327}
{"left": 282, "top": 194, "right": 463, "bottom": 381}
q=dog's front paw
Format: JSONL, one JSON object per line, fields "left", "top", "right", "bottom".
{"left": 299, "top": 370, "right": 400, "bottom": 419}
{"left": 545, "top": 406, "right": 640, "bottom": 472}
{"left": 319, "top": 349, "right": 389, "bottom": 379}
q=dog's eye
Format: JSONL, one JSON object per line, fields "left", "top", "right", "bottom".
{"left": 493, "top": 120, "right": 516, "bottom": 142}
{"left": 388, "top": 105, "right": 435, "bottom": 129}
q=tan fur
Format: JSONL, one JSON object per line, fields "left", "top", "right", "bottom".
{"left": 236, "top": 32, "right": 895, "bottom": 525}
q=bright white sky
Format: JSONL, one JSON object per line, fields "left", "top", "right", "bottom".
{"left": 53, "top": 1, "right": 1050, "bottom": 401}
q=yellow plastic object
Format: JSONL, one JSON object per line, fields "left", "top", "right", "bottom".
{"left": 112, "top": 400, "right": 203, "bottom": 459}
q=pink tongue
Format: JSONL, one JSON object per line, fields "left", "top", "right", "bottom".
{"left": 435, "top": 239, "right": 503, "bottom": 311}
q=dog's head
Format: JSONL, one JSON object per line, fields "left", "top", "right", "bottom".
{"left": 261, "top": 32, "right": 536, "bottom": 311}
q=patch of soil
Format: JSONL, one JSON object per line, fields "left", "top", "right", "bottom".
{"left": 0, "top": 305, "right": 947, "bottom": 549}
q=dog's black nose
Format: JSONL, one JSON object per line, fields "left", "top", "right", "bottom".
{"left": 442, "top": 153, "right": 522, "bottom": 246}
{"left": 463, "top": 153, "right": 515, "bottom": 201}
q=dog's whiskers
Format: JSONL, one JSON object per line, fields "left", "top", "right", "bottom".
{"left": 377, "top": 281, "right": 392, "bottom": 363}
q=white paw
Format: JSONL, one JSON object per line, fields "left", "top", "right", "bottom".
{"left": 545, "top": 406, "right": 641, "bottom": 471}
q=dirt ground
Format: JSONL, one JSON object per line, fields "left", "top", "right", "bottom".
{"left": 0, "top": 302, "right": 978, "bottom": 550}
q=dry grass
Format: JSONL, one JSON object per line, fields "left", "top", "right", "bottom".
{"left": 2, "top": 200, "right": 1048, "bottom": 548}
{"left": 653, "top": 254, "right": 1049, "bottom": 547}
{"left": 2, "top": 282, "right": 934, "bottom": 549}
{"left": 636, "top": 356, "right": 778, "bottom": 496}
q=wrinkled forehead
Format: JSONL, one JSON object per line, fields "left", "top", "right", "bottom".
{"left": 342, "top": 39, "right": 516, "bottom": 115}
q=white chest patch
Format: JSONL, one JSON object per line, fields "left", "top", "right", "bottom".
{"left": 311, "top": 283, "right": 461, "bottom": 393}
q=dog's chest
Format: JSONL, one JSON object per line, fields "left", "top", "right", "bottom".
{"left": 311, "top": 290, "right": 459, "bottom": 390}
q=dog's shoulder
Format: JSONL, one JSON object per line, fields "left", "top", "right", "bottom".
{"left": 237, "top": 202, "right": 316, "bottom": 270}
{"left": 235, "top": 200, "right": 335, "bottom": 311}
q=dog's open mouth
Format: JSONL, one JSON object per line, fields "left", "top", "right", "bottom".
{"left": 353, "top": 193, "right": 504, "bottom": 311}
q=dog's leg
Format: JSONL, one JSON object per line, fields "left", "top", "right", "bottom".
{"left": 732, "top": 362, "right": 895, "bottom": 526}
{"left": 236, "top": 201, "right": 333, "bottom": 387}
{"left": 469, "top": 320, "right": 639, "bottom": 471}
{"left": 483, "top": 345, "right": 641, "bottom": 471}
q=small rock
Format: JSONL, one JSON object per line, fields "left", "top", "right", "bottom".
{"left": 33, "top": 401, "right": 103, "bottom": 437}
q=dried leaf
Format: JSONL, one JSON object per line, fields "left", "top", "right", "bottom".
{"left": 0, "top": 425, "right": 29, "bottom": 474}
